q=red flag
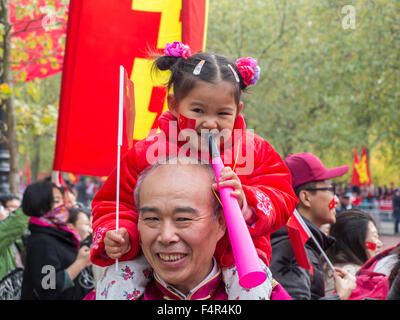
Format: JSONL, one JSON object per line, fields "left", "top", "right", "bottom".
{"left": 52, "top": 0, "right": 208, "bottom": 177}
{"left": 360, "top": 145, "right": 372, "bottom": 185}
{"left": 352, "top": 145, "right": 372, "bottom": 186}
{"left": 286, "top": 210, "right": 313, "bottom": 274}
{"left": 365, "top": 241, "right": 377, "bottom": 251}
{"left": 68, "top": 173, "right": 79, "bottom": 184}
{"left": 181, "top": 0, "right": 208, "bottom": 50}
{"left": 123, "top": 69, "right": 135, "bottom": 149}
{"left": 26, "top": 158, "right": 31, "bottom": 185}
{"left": 178, "top": 114, "right": 196, "bottom": 130}
{"left": 351, "top": 146, "right": 360, "bottom": 185}
{"left": 328, "top": 197, "right": 336, "bottom": 210}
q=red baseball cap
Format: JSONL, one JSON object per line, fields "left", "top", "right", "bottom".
{"left": 285, "top": 153, "right": 349, "bottom": 189}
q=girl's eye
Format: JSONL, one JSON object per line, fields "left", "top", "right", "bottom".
{"left": 192, "top": 108, "right": 203, "bottom": 113}
{"left": 218, "top": 112, "right": 231, "bottom": 116}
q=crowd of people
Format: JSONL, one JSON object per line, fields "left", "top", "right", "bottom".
{"left": 0, "top": 42, "right": 399, "bottom": 301}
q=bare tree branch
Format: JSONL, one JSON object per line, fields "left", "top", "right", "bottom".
{"left": 258, "top": 0, "right": 287, "bottom": 60}
{"left": 11, "top": 20, "right": 65, "bottom": 37}
{"left": 10, "top": 15, "right": 44, "bottom": 28}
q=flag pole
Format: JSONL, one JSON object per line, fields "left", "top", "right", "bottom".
{"left": 308, "top": 231, "right": 336, "bottom": 273}
{"left": 294, "top": 210, "right": 336, "bottom": 273}
{"left": 115, "top": 66, "right": 124, "bottom": 271}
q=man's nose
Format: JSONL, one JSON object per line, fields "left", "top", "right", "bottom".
{"left": 157, "top": 221, "right": 179, "bottom": 244}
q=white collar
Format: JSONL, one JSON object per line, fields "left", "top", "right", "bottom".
{"left": 154, "top": 257, "right": 218, "bottom": 299}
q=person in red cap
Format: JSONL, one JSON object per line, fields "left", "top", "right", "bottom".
{"left": 270, "top": 152, "right": 356, "bottom": 300}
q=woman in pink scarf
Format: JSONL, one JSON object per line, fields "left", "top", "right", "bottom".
{"left": 20, "top": 181, "right": 92, "bottom": 300}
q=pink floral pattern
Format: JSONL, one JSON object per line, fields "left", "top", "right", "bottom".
{"left": 100, "top": 280, "right": 116, "bottom": 299}
{"left": 255, "top": 191, "right": 274, "bottom": 216}
{"left": 92, "top": 227, "right": 107, "bottom": 250}
{"left": 97, "top": 257, "right": 274, "bottom": 300}
{"left": 121, "top": 265, "right": 135, "bottom": 280}
{"left": 123, "top": 289, "right": 141, "bottom": 300}
{"left": 142, "top": 268, "right": 152, "bottom": 279}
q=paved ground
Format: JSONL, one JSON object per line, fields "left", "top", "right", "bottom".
{"left": 381, "top": 234, "right": 400, "bottom": 251}
{"left": 378, "top": 220, "right": 399, "bottom": 250}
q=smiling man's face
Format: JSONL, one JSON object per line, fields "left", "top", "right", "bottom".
{"left": 138, "top": 163, "right": 226, "bottom": 294}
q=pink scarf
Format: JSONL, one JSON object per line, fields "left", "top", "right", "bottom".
{"left": 29, "top": 204, "right": 81, "bottom": 247}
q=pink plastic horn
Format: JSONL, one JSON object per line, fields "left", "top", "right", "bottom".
{"left": 208, "top": 134, "right": 267, "bottom": 288}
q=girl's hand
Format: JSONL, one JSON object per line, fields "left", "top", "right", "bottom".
{"left": 104, "top": 228, "right": 131, "bottom": 260}
{"left": 212, "top": 166, "right": 245, "bottom": 209}
{"left": 212, "top": 167, "right": 258, "bottom": 225}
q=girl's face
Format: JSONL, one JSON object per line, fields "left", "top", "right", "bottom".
{"left": 365, "top": 221, "right": 383, "bottom": 259}
{"left": 168, "top": 80, "right": 243, "bottom": 152}
{"left": 52, "top": 187, "right": 64, "bottom": 209}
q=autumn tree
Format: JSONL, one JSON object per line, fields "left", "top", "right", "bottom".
{"left": 207, "top": 0, "right": 400, "bottom": 185}
{"left": 0, "top": 0, "right": 67, "bottom": 194}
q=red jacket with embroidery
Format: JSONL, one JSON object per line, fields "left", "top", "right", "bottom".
{"left": 90, "top": 111, "right": 298, "bottom": 267}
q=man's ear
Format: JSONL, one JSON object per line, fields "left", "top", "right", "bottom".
{"left": 299, "top": 190, "right": 312, "bottom": 209}
{"left": 167, "top": 94, "right": 179, "bottom": 118}
{"left": 216, "top": 209, "right": 227, "bottom": 242}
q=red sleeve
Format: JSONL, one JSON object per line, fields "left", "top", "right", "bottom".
{"left": 90, "top": 142, "right": 147, "bottom": 267}
{"left": 241, "top": 134, "right": 298, "bottom": 238}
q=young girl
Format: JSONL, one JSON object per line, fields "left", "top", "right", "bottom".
{"left": 91, "top": 42, "right": 297, "bottom": 299}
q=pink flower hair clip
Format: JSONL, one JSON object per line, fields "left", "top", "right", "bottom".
{"left": 164, "top": 41, "right": 191, "bottom": 59}
{"left": 236, "top": 57, "right": 261, "bottom": 86}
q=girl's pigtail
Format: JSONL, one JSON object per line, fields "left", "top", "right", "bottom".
{"left": 155, "top": 55, "right": 180, "bottom": 71}
{"left": 153, "top": 41, "right": 192, "bottom": 72}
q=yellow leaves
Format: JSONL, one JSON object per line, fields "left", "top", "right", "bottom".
{"left": 27, "top": 82, "right": 40, "bottom": 102}
{"left": 27, "top": 40, "right": 37, "bottom": 49}
{"left": 0, "top": 83, "right": 13, "bottom": 96}
{"left": 45, "top": 34, "right": 53, "bottom": 51}
{"left": 49, "top": 57, "right": 59, "bottom": 70}
{"left": 42, "top": 116, "right": 52, "bottom": 126}
{"left": 0, "top": 83, "right": 13, "bottom": 101}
